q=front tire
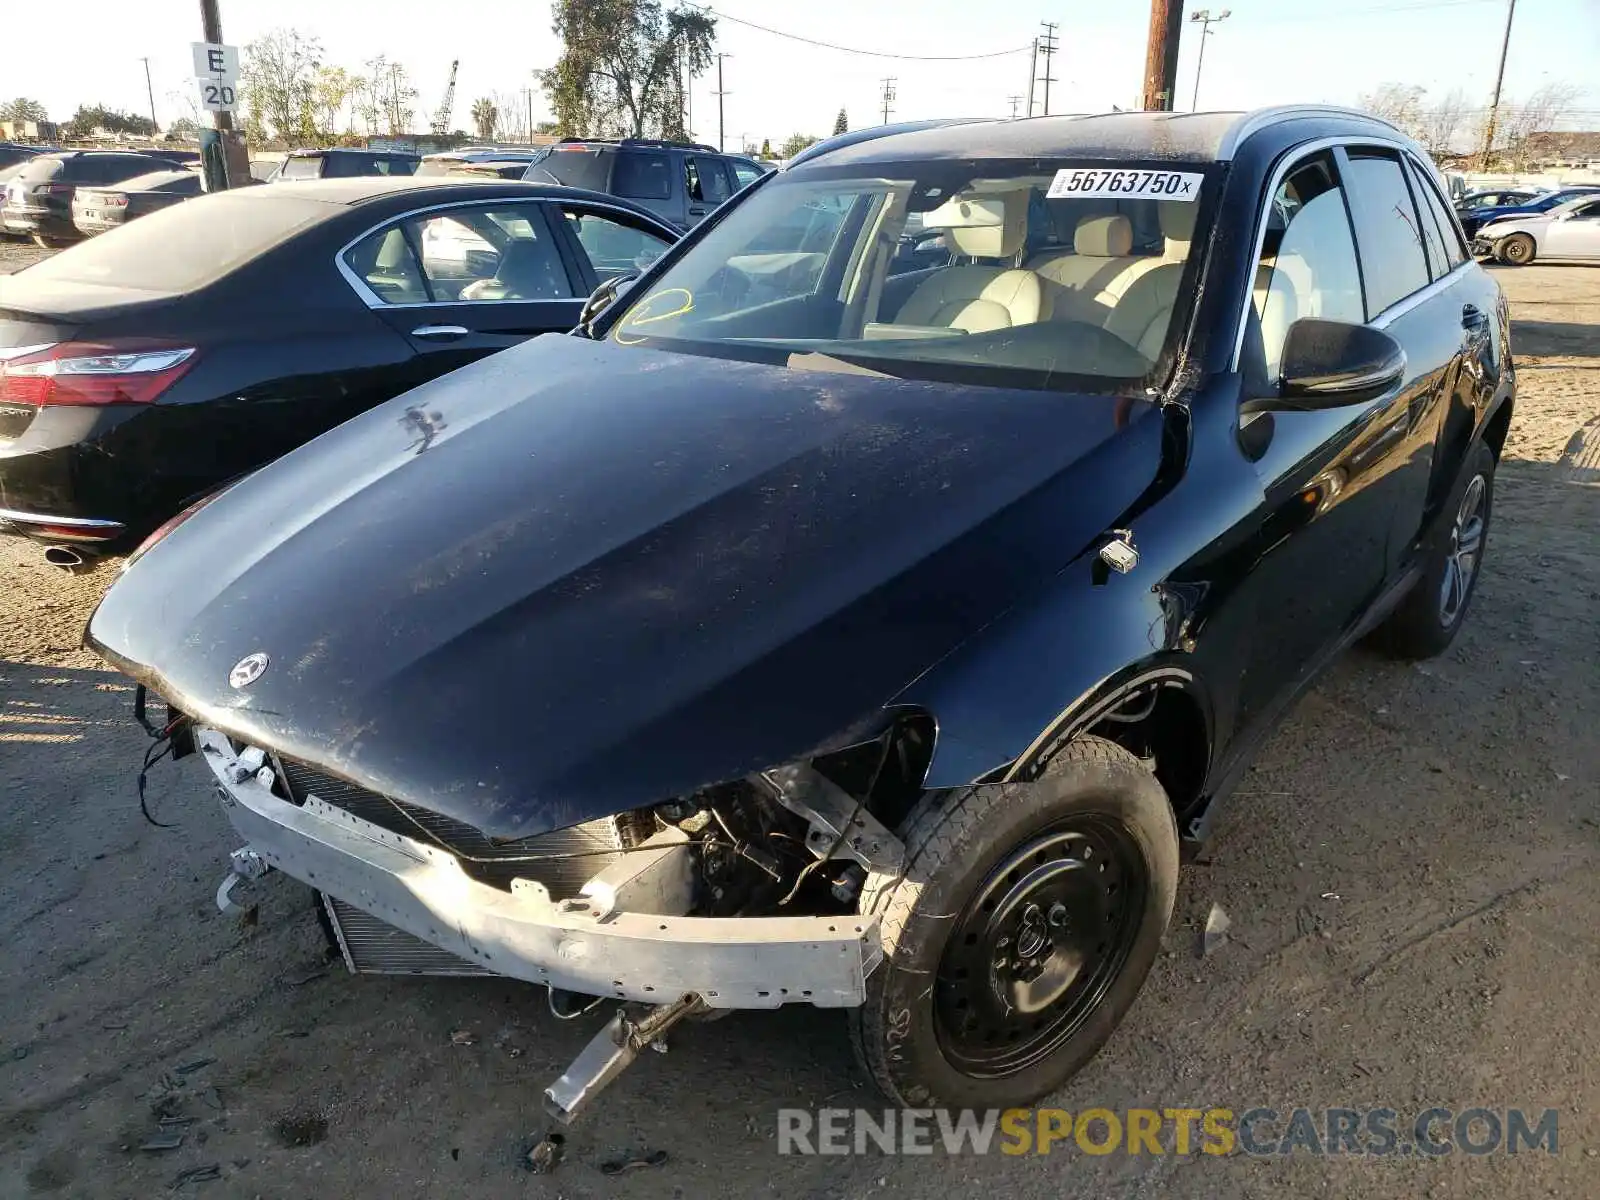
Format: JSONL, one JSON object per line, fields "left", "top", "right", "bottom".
{"left": 849, "top": 737, "right": 1178, "bottom": 1108}
{"left": 1497, "top": 233, "right": 1535, "bottom": 265}
{"left": 1374, "top": 440, "right": 1495, "bottom": 659}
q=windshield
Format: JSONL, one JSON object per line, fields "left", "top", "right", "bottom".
{"left": 610, "top": 158, "right": 1218, "bottom": 391}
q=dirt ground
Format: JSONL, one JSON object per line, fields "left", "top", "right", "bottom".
{"left": 1, "top": 260, "right": 1597, "bottom": 1200}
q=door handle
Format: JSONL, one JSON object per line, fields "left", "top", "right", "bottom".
{"left": 688, "top": 206, "right": 707, "bottom": 216}
{"left": 410, "top": 325, "right": 470, "bottom": 342}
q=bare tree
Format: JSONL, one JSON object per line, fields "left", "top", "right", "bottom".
{"left": 1499, "top": 80, "right": 1584, "bottom": 169}
{"left": 1357, "top": 83, "right": 1427, "bottom": 143}
{"left": 1419, "top": 86, "right": 1469, "bottom": 156}
{"left": 240, "top": 29, "right": 323, "bottom": 143}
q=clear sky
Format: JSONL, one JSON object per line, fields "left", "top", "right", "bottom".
{"left": 9, "top": 0, "right": 1597, "bottom": 149}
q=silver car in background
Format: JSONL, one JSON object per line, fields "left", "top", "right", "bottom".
{"left": 1474, "top": 194, "right": 1600, "bottom": 265}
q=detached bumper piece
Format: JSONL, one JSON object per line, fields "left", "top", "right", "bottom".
{"left": 197, "top": 729, "right": 880, "bottom": 1009}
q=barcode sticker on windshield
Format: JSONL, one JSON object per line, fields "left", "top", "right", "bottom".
{"left": 1046, "top": 168, "right": 1204, "bottom": 202}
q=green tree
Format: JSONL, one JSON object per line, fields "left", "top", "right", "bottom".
{"left": 544, "top": 0, "right": 716, "bottom": 138}
{"left": 3, "top": 97, "right": 49, "bottom": 125}
{"left": 313, "top": 65, "right": 359, "bottom": 139}
{"left": 166, "top": 117, "right": 200, "bottom": 140}
{"left": 240, "top": 29, "right": 323, "bottom": 142}
{"left": 780, "top": 132, "right": 819, "bottom": 159}
{"left": 832, "top": 107, "right": 847, "bottom": 136}
{"left": 471, "top": 97, "right": 498, "bottom": 140}
{"left": 63, "top": 105, "right": 155, "bottom": 138}
{"left": 759, "top": 137, "right": 773, "bottom": 158}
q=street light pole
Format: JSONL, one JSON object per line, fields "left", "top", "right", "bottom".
{"left": 713, "top": 53, "right": 730, "bottom": 152}
{"left": 1189, "top": 8, "right": 1231, "bottom": 112}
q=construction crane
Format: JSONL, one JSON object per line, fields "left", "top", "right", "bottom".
{"left": 430, "top": 60, "right": 460, "bottom": 137}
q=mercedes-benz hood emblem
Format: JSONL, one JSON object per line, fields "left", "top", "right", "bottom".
{"left": 229, "top": 652, "right": 270, "bottom": 689}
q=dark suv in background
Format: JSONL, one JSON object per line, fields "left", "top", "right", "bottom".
{"left": 2, "top": 150, "right": 175, "bottom": 245}
{"left": 522, "top": 138, "right": 769, "bottom": 229}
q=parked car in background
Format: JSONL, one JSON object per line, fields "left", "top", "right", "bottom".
{"left": 1456, "top": 185, "right": 1600, "bottom": 237}
{"left": 71, "top": 168, "right": 203, "bottom": 237}
{"left": 272, "top": 148, "right": 420, "bottom": 181}
{"left": 86, "top": 107, "right": 1513, "bottom": 1120}
{"left": 249, "top": 159, "right": 282, "bottom": 183}
{"left": 2, "top": 150, "right": 175, "bottom": 245}
{"left": 522, "top": 138, "right": 768, "bottom": 229}
{"left": 0, "top": 177, "right": 678, "bottom": 556}
{"left": 417, "top": 148, "right": 546, "bottom": 176}
{"left": 1473, "top": 193, "right": 1600, "bottom": 264}
{"left": 143, "top": 149, "right": 202, "bottom": 168}
{"left": 446, "top": 160, "right": 538, "bottom": 180}
{"left": 0, "top": 142, "right": 42, "bottom": 171}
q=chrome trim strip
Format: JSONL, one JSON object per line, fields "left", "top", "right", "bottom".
{"left": 0, "top": 509, "right": 125, "bottom": 530}
{"left": 1229, "top": 134, "right": 1470, "bottom": 373}
{"left": 333, "top": 195, "right": 676, "bottom": 310}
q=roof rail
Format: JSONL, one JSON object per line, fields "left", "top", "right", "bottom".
{"left": 557, "top": 135, "right": 720, "bottom": 153}
{"left": 784, "top": 118, "right": 991, "bottom": 169}
{"left": 1221, "top": 105, "right": 1411, "bottom": 158}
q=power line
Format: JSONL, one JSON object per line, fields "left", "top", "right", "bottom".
{"left": 691, "top": 6, "right": 1033, "bottom": 61}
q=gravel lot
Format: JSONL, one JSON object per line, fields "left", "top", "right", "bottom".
{"left": 1, "top": 261, "right": 1597, "bottom": 1199}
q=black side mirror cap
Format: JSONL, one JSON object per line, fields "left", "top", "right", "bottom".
{"left": 1242, "top": 318, "right": 1406, "bottom": 415}
{"left": 577, "top": 272, "right": 639, "bottom": 335}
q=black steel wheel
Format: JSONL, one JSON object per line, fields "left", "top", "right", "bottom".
{"left": 849, "top": 736, "right": 1178, "bottom": 1109}
{"left": 934, "top": 815, "right": 1148, "bottom": 1078}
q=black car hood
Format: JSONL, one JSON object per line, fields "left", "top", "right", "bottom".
{"left": 88, "top": 335, "right": 1161, "bottom": 838}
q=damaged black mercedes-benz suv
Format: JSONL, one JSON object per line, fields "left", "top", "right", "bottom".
{"left": 88, "top": 107, "right": 1513, "bottom": 1119}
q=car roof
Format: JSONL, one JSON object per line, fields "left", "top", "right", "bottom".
{"left": 793, "top": 106, "right": 1413, "bottom": 169}
{"left": 258, "top": 177, "right": 580, "bottom": 204}
{"left": 287, "top": 147, "right": 420, "bottom": 159}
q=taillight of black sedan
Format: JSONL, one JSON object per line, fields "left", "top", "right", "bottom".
{"left": 0, "top": 174, "right": 679, "bottom": 559}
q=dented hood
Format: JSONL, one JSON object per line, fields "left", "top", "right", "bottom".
{"left": 88, "top": 335, "right": 1161, "bottom": 838}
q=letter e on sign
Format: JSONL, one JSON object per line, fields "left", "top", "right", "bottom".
{"left": 191, "top": 42, "right": 241, "bottom": 114}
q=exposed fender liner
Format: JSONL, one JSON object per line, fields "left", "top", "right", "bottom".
{"left": 1000, "top": 665, "right": 1214, "bottom": 782}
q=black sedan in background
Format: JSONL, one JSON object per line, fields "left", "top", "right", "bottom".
{"left": 0, "top": 177, "right": 677, "bottom": 552}
{"left": 2, "top": 150, "right": 178, "bottom": 245}
{"left": 72, "top": 169, "right": 203, "bottom": 236}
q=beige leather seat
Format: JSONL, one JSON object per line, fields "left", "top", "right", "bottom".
{"left": 1100, "top": 203, "right": 1200, "bottom": 359}
{"left": 1029, "top": 215, "right": 1144, "bottom": 325}
{"left": 895, "top": 192, "right": 1042, "bottom": 332}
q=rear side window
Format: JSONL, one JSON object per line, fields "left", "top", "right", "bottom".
{"left": 280, "top": 156, "right": 324, "bottom": 180}
{"left": 685, "top": 156, "right": 731, "bottom": 205}
{"left": 530, "top": 147, "right": 612, "bottom": 192}
{"left": 613, "top": 152, "right": 671, "bottom": 200}
{"left": 729, "top": 159, "right": 765, "bottom": 189}
{"left": 375, "top": 157, "right": 417, "bottom": 176}
{"left": 1343, "top": 151, "right": 1430, "bottom": 316}
{"left": 1405, "top": 158, "right": 1466, "bottom": 273}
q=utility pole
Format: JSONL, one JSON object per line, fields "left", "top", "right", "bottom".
{"left": 1480, "top": 0, "right": 1518, "bottom": 169}
{"left": 1141, "top": 0, "right": 1184, "bottom": 111}
{"left": 1026, "top": 38, "right": 1037, "bottom": 116}
{"left": 713, "top": 53, "right": 730, "bottom": 152}
{"left": 526, "top": 88, "right": 534, "bottom": 142}
{"left": 1007, "top": 94, "right": 1024, "bottom": 120}
{"left": 880, "top": 77, "right": 896, "bottom": 125}
{"left": 1189, "top": 9, "right": 1230, "bottom": 111}
{"left": 140, "top": 57, "right": 159, "bottom": 133}
{"left": 197, "top": 0, "right": 236, "bottom": 189}
{"left": 1037, "top": 22, "right": 1059, "bottom": 116}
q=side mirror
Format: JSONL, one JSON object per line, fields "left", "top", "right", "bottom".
{"left": 1243, "top": 319, "right": 1406, "bottom": 415}
{"left": 577, "top": 272, "right": 638, "bottom": 334}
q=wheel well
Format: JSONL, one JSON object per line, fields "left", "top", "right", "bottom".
{"left": 1482, "top": 398, "right": 1513, "bottom": 461}
{"left": 1082, "top": 683, "right": 1210, "bottom": 821}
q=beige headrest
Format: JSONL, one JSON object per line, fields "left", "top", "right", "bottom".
{"left": 1074, "top": 214, "right": 1133, "bottom": 257}
{"left": 1159, "top": 201, "right": 1197, "bottom": 257}
{"left": 923, "top": 191, "right": 1027, "bottom": 258}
